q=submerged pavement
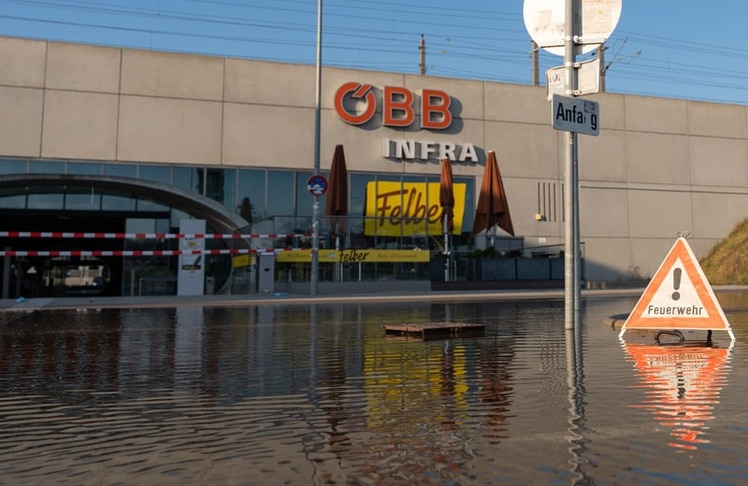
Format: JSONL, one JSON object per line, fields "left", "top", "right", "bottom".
{"left": 3, "top": 285, "right": 747, "bottom": 313}
{"left": 1, "top": 286, "right": 645, "bottom": 312}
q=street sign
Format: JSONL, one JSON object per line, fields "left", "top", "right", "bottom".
{"left": 546, "top": 57, "right": 600, "bottom": 100}
{"left": 619, "top": 237, "right": 734, "bottom": 341}
{"left": 551, "top": 93, "right": 599, "bottom": 136}
{"left": 523, "top": 0, "right": 622, "bottom": 56}
{"left": 307, "top": 174, "right": 328, "bottom": 197}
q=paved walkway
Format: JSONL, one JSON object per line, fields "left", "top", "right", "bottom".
{"left": 3, "top": 285, "right": 746, "bottom": 313}
{"left": 0, "top": 286, "right": 649, "bottom": 312}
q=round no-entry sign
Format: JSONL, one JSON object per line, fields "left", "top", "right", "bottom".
{"left": 307, "top": 174, "right": 328, "bottom": 197}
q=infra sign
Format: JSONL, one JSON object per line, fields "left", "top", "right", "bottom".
{"left": 552, "top": 94, "right": 599, "bottom": 136}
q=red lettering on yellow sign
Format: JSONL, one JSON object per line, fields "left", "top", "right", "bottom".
{"left": 364, "top": 181, "right": 466, "bottom": 237}
{"left": 375, "top": 187, "right": 440, "bottom": 227}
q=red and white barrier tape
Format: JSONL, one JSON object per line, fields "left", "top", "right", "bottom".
{"left": 0, "top": 248, "right": 303, "bottom": 257}
{"left": 0, "top": 231, "right": 307, "bottom": 239}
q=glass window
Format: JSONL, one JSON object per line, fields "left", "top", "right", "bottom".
{"left": 102, "top": 193, "right": 136, "bottom": 211}
{"left": 65, "top": 187, "right": 101, "bottom": 211}
{"left": 267, "top": 170, "right": 294, "bottom": 217}
{"left": 173, "top": 166, "right": 203, "bottom": 194}
{"left": 349, "top": 173, "right": 369, "bottom": 219}
{"left": 29, "top": 160, "right": 64, "bottom": 174}
{"left": 0, "top": 159, "right": 28, "bottom": 175}
{"left": 103, "top": 163, "right": 137, "bottom": 178}
{"left": 237, "top": 169, "right": 265, "bottom": 224}
{"left": 0, "top": 194, "right": 26, "bottom": 209}
{"left": 205, "top": 168, "right": 236, "bottom": 209}
{"left": 27, "top": 192, "right": 64, "bottom": 209}
{"left": 137, "top": 198, "right": 169, "bottom": 212}
{"left": 455, "top": 176, "right": 474, "bottom": 236}
{"left": 67, "top": 161, "right": 102, "bottom": 175}
{"left": 295, "top": 171, "right": 315, "bottom": 218}
{"left": 139, "top": 164, "right": 172, "bottom": 184}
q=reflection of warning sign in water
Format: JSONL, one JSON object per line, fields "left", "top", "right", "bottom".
{"left": 622, "top": 342, "right": 733, "bottom": 450}
{"left": 619, "top": 237, "right": 735, "bottom": 341}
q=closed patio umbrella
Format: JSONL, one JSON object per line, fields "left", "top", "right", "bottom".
{"left": 325, "top": 144, "right": 349, "bottom": 246}
{"left": 472, "top": 151, "right": 514, "bottom": 241}
{"left": 439, "top": 158, "right": 455, "bottom": 281}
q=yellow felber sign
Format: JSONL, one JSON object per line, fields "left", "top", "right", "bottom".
{"left": 364, "top": 181, "right": 466, "bottom": 237}
{"left": 232, "top": 254, "right": 254, "bottom": 268}
{"left": 277, "top": 249, "right": 430, "bottom": 263}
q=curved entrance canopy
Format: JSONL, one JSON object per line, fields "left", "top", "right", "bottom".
{"left": 0, "top": 174, "right": 249, "bottom": 233}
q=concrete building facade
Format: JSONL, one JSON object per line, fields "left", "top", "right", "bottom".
{"left": 1, "top": 36, "right": 747, "bottom": 296}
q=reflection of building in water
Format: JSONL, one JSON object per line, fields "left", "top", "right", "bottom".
{"left": 475, "top": 338, "right": 515, "bottom": 444}
{"left": 623, "top": 343, "right": 732, "bottom": 450}
{"left": 364, "top": 340, "right": 470, "bottom": 431}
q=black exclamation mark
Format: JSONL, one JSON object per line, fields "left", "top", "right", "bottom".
{"left": 672, "top": 268, "right": 682, "bottom": 301}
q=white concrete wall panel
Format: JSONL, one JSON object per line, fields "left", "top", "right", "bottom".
{"left": 578, "top": 130, "right": 627, "bottom": 182}
{"left": 118, "top": 96, "right": 222, "bottom": 164}
{"left": 691, "top": 192, "right": 748, "bottom": 238}
{"left": 689, "top": 136, "right": 748, "bottom": 187}
{"left": 625, "top": 96, "right": 688, "bottom": 134}
{"left": 579, "top": 186, "right": 629, "bottom": 237}
{"left": 41, "top": 90, "right": 118, "bottom": 160}
{"left": 596, "top": 92, "right": 625, "bottom": 131}
{"left": 485, "top": 121, "right": 559, "bottom": 179}
{"left": 688, "top": 101, "right": 748, "bottom": 138}
{"left": 45, "top": 42, "right": 121, "bottom": 93}
{"left": 225, "top": 59, "right": 316, "bottom": 107}
{"left": 582, "top": 238, "right": 632, "bottom": 281}
{"left": 484, "top": 83, "right": 547, "bottom": 125}
{"left": 0, "top": 37, "right": 46, "bottom": 87}
{"left": 627, "top": 189, "right": 693, "bottom": 238}
{"left": 626, "top": 132, "right": 690, "bottom": 184}
{"left": 223, "top": 103, "right": 314, "bottom": 168}
{"left": 0, "top": 87, "right": 44, "bottom": 156}
{"left": 121, "top": 50, "right": 223, "bottom": 101}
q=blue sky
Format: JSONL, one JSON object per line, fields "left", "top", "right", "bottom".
{"left": 1, "top": 0, "right": 748, "bottom": 105}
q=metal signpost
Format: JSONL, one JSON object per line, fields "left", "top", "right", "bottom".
{"left": 523, "top": 0, "right": 621, "bottom": 330}
{"left": 311, "top": 0, "right": 323, "bottom": 295}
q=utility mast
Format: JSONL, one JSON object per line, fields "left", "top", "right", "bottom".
{"left": 531, "top": 40, "right": 539, "bottom": 86}
{"left": 419, "top": 34, "right": 426, "bottom": 75}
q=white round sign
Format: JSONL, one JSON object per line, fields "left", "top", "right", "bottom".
{"left": 523, "top": 0, "right": 622, "bottom": 56}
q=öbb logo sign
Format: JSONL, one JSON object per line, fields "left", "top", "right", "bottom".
{"left": 334, "top": 82, "right": 452, "bottom": 130}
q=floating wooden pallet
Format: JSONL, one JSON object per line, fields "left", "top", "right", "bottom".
{"left": 383, "top": 322, "right": 485, "bottom": 340}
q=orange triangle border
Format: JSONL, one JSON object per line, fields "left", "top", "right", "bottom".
{"left": 619, "top": 238, "right": 734, "bottom": 341}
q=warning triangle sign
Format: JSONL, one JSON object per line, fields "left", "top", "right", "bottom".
{"left": 619, "top": 238, "right": 734, "bottom": 340}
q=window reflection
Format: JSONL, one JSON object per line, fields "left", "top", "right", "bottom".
{"left": 28, "top": 192, "right": 64, "bottom": 209}
{"left": 29, "top": 160, "right": 64, "bottom": 174}
{"left": 237, "top": 169, "right": 265, "bottom": 225}
{"left": 67, "top": 162, "right": 102, "bottom": 175}
{"left": 139, "top": 165, "right": 171, "bottom": 184}
{"left": 205, "top": 168, "right": 236, "bottom": 209}
{"left": 173, "top": 166, "right": 203, "bottom": 194}
{"left": 267, "top": 170, "right": 294, "bottom": 216}
{"left": 0, "top": 194, "right": 25, "bottom": 209}
{"left": 0, "top": 159, "right": 28, "bottom": 175}
{"left": 65, "top": 187, "right": 101, "bottom": 210}
{"left": 103, "top": 164, "right": 137, "bottom": 178}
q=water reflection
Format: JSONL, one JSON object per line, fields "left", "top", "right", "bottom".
{"left": 1, "top": 296, "right": 747, "bottom": 484}
{"left": 621, "top": 341, "right": 733, "bottom": 450}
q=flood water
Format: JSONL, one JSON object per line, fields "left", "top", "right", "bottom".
{"left": 2, "top": 292, "right": 748, "bottom": 485}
